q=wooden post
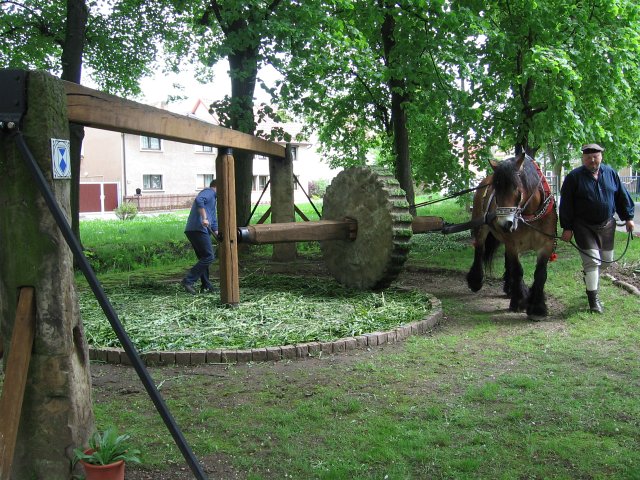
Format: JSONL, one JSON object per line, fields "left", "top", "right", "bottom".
{"left": 216, "top": 149, "right": 240, "bottom": 305}
{"left": 269, "top": 144, "right": 297, "bottom": 261}
{"left": 0, "top": 70, "right": 93, "bottom": 479}
{"left": 0, "top": 288, "right": 35, "bottom": 480}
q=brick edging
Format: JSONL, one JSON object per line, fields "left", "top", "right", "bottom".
{"left": 89, "top": 294, "right": 443, "bottom": 366}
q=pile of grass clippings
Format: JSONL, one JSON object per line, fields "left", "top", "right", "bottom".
{"left": 79, "top": 274, "right": 431, "bottom": 352}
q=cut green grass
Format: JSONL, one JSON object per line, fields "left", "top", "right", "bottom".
{"left": 79, "top": 274, "right": 433, "bottom": 351}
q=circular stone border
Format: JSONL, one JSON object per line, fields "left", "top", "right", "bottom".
{"left": 88, "top": 293, "right": 443, "bottom": 366}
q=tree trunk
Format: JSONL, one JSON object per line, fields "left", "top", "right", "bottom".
{"left": 61, "top": 0, "right": 88, "bottom": 244}
{"left": 380, "top": 5, "right": 416, "bottom": 215}
{"left": 229, "top": 49, "right": 258, "bottom": 228}
{"left": 0, "top": 70, "right": 93, "bottom": 479}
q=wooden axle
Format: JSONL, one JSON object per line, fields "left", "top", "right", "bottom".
{"left": 237, "top": 215, "right": 444, "bottom": 246}
{"left": 411, "top": 216, "right": 445, "bottom": 234}
{"left": 238, "top": 219, "right": 357, "bottom": 244}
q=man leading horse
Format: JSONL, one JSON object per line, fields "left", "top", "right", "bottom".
{"left": 559, "top": 143, "right": 635, "bottom": 313}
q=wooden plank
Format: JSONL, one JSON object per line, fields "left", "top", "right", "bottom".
{"left": 0, "top": 287, "right": 36, "bottom": 480}
{"left": 63, "top": 81, "right": 286, "bottom": 159}
{"left": 240, "top": 220, "right": 357, "bottom": 244}
{"left": 411, "top": 216, "right": 444, "bottom": 234}
{"left": 216, "top": 151, "right": 240, "bottom": 306}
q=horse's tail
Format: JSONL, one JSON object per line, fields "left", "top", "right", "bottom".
{"left": 482, "top": 231, "right": 501, "bottom": 274}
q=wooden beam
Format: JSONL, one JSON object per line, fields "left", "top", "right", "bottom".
{"left": 411, "top": 216, "right": 444, "bottom": 234}
{"left": 238, "top": 219, "right": 357, "bottom": 244}
{"left": 0, "top": 287, "right": 36, "bottom": 480}
{"left": 63, "top": 81, "right": 286, "bottom": 159}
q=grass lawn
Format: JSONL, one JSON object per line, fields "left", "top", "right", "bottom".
{"left": 8, "top": 196, "right": 640, "bottom": 479}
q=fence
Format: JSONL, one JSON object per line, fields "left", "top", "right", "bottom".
{"left": 621, "top": 176, "right": 640, "bottom": 199}
{"left": 123, "top": 193, "right": 194, "bottom": 212}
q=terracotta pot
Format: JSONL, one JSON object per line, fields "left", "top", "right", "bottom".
{"left": 80, "top": 449, "right": 125, "bottom": 480}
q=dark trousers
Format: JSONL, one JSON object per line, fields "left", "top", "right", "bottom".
{"left": 184, "top": 230, "right": 215, "bottom": 288}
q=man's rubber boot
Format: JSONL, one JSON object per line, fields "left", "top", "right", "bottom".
{"left": 586, "top": 290, "right": 604, "bottom": 314}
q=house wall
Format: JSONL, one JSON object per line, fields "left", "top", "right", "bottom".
{"left": 80, "top": 128, "right": 122, "bottom": 184}
{"left": 123, "top": 133, "right": 217, "bottom": 197}
{"left": 80, "top": 97, "right": 341, "bottom": 211}
{"left": 81, "top": 128, "right": 341, "bottom": 211}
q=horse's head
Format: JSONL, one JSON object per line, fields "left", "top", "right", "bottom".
{"left": 489, "top": 153, "right": 531, "bottom": 233}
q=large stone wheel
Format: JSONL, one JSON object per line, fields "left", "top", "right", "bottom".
{"left": 321, "top": 166, "right": 413, "bottom": 290}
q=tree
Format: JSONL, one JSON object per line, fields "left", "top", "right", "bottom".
{"left": 1, "top": 0, "right": 186, "bottom": 236}
{"left": 170, "top": 0, "right": 306, "bottom": 226}
{"left": 276, "top": 1, "right": 479, "bottom": 209}
{"left": 461, "top": 0, "right": 640, "bottom": 167}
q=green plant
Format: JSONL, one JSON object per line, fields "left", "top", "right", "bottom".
{"left": 114, "top": 201, "right": 138, "bottom": 220}
{"left": 73, "top": 427, "right": 141, "bottom": 466}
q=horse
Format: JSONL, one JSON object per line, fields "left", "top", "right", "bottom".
{"left": 466, "top": 153, "right": 557, "bottom": 319}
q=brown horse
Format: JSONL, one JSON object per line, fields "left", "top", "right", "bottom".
{"left": 466, "top": 153, "right": 557, "bottom": 319}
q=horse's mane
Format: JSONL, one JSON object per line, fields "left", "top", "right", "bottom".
{"left": 492, "top": 155, "right": 539, "bottom": 196}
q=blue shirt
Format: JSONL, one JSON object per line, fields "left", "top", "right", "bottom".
{"left": 559, "top": 164, "right": 634, "bottom": 229}
{"left": 185, "top": 188, "right": 218, "bottom": 233}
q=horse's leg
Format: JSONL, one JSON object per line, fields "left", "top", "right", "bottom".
{"left": 527, "top": 252, "right": 549, "bottom": 318}
{"left": 467, "top": 228, "right": 486, "bottom": 292}
{"left": 505, "top": 248, "right": 528, "bottom": 312}
{"left": 502, "top": 254, "right": 511, "bottom": 296}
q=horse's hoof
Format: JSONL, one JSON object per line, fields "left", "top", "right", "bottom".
{"left": 527, "top": 304, "right": 548, "bottom": 318}
{"left": 527, "top": 314, "right": 544, "bottom": 322}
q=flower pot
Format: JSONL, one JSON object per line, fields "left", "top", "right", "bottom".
{"left": 80, "top": 449, "right": 125, "bottom": 480}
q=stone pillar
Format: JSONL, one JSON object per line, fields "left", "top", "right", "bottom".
{"left": 269, "top": 144, "right": 297, "bottom": 262}
{"left": 0, "top": 70, "right": 93, "bottom": 479}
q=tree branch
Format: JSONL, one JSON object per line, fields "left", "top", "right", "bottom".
{"left": 350, "top": 68, "right": 390, "bottom": 131}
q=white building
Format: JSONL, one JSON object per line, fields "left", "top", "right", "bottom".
{"left": 79, "top": 98, "right": 341, "bottom": 214}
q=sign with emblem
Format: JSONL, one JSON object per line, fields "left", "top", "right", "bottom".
{"left": 51, "top": 138, "right": 71, "bottom": 179}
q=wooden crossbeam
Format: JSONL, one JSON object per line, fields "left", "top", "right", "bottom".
{"left": 0, "top": 287, "right": 36, "bottom": 480}
{"left": 63, "top": 81, "right": 286, "bottom": 159}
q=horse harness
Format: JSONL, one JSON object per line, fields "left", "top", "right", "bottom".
{"left": 486, "top": 159, "right": 556, "bottom": 230}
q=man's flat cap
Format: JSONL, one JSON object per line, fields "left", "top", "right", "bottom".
{"left": 581, "top": 143, "right": 605, "bottom": 153}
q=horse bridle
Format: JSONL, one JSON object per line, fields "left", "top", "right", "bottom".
{"left": 487, "top": 166, "right": 548, "bottom": 230}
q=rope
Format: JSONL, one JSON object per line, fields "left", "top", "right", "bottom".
{"left": 411, "top": 183, "right": 488, "bottom": 209}
{"left": 519, "top": 216, "right": 634, "bottom": 264}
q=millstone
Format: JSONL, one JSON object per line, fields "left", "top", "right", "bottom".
{"left": 321, "top": 166, "right": 413, "bottom": 290}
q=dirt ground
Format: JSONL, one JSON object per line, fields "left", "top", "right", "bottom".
{"left": 93, "top": 259, "right": 638, "bottom": 480}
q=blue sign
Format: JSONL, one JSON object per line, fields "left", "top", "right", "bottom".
{"left": 51, "top": 138, "right": 71, "bottom": 179}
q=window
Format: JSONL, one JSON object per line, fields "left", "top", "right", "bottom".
{"left": 197, "top": 173, "right": 215, "bottom": 189}
{"left": 197, "top": 145, "right": 215, "bottom": 153}
{"left": 290, "top": 146, "right": 298, "bottom": 161}
{"left": 253, "top": 175, "right": 269, "bottom": 191}
{"left": 140, "top": 136, "right": 161, "bottom": 150}
{"left": 255, "top": 154, "right": 268, "bottom": 161}
{"left": 143, "top": 174, "right": 163, "bottom": 190}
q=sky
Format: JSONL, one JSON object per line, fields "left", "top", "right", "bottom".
{"left": 137, "top": 60, "right": 280, "bottom": 108}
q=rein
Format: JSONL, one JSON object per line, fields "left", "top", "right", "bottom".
{"left": 518, "top": 216, "right": 634, "bottom": 264}
{"left": 411, "top": 183, "right": 489, "bottom": 209}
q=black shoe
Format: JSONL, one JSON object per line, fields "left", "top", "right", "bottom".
{"left": 586, "top": 289, "right": 604, "bottom": 314}
{"left": 181, "top": 279, "right": 197, "bottom": 295}
{"left": 200, "top": 285, "right": 219, "bottom": 294}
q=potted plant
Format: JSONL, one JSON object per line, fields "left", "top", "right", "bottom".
{"left": 73, "top": 427, "right": 141, "bottom": 480}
